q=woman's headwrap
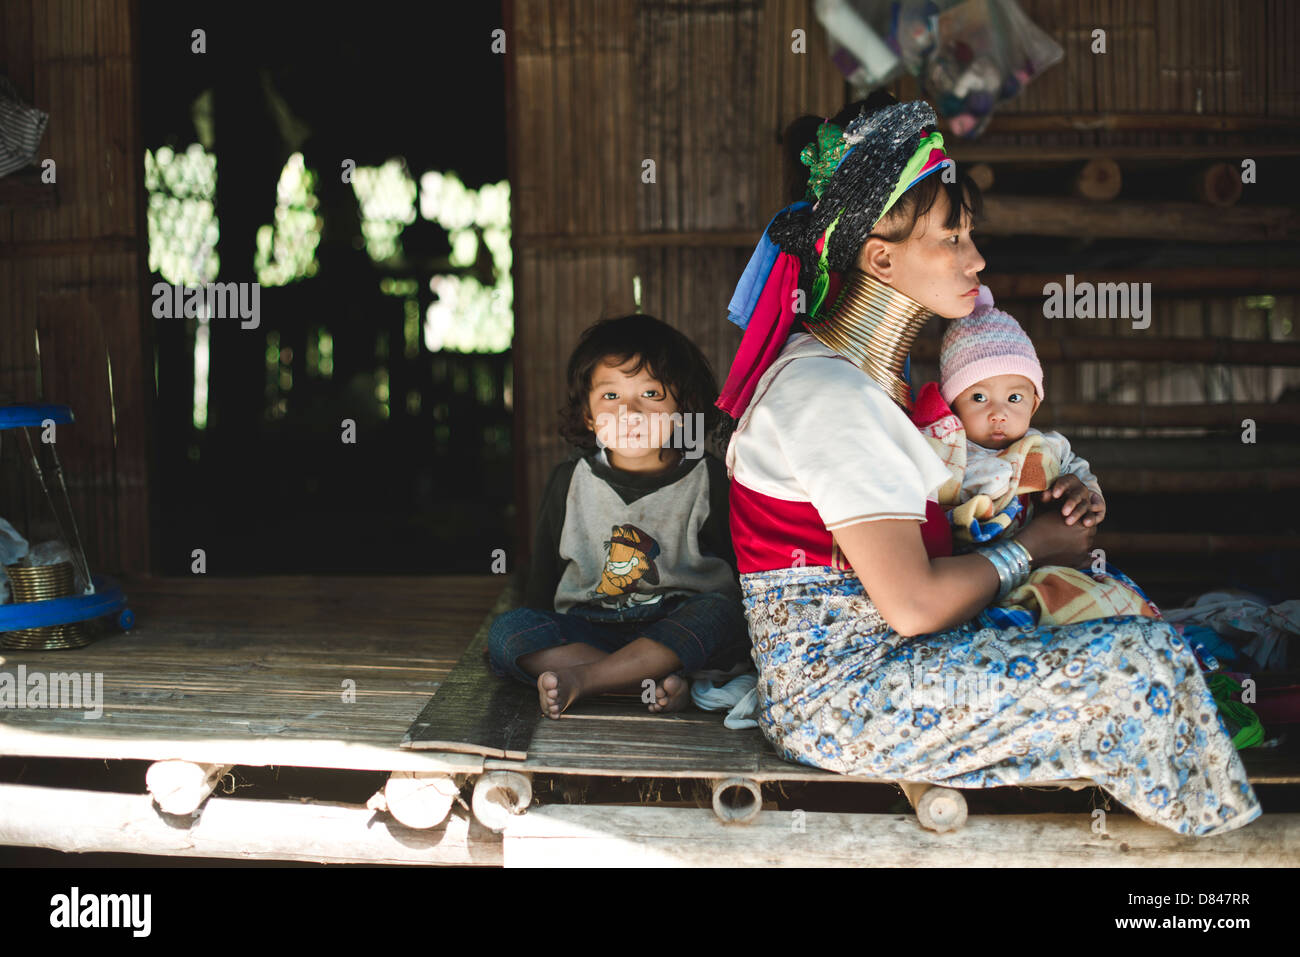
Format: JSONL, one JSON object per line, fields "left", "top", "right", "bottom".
{"left": 717, "top": 100, "right": 954, "bottom": 419}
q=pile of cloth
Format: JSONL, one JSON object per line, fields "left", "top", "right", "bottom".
{"left": 1167, "top": 592, "right": 1300, "bottom": 748}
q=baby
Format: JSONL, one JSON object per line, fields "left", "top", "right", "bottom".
{"left": 939, "top": 286, "right": 1104, "bottom": 534}
{"left": 913, "top": 287, "right": 1160, "bottom": 626}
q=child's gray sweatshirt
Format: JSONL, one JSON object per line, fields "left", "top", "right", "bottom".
{"left": 524, "top": 448, "right": 739, "bottom": 617}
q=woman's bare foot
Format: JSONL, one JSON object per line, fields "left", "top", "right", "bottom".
{"left": 648, "top": 673, "right": 690, "bottom": 714}
{"left": 537, "top": 669, "right": 582, "bottom": 719}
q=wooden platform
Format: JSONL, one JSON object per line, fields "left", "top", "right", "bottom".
{"left": 4, "top": 574, "right": 1296, "bottom": 788}
{"left": 3, "top": 574, "right": 1298, "bottom": 866}
{"left": 0, "top": 575, "right": 497, "bottom": 773}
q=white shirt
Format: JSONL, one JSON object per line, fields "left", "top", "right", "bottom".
{"left": 727, "top": 333, "right": 953, "bottom": 530}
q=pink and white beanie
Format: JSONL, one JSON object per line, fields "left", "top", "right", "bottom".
{"left": 939, "top": 286, "right": 1044, "bottom": 404}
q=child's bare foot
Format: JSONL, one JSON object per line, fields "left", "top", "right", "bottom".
{"left": 648, "top": 673, "right": 690, "bottom": 714}
{"left": 537, "top": 670, "right": 581, "bottom": 719}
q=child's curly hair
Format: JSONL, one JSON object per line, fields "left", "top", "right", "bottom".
{"left": 558, "top": 314, "right": 722, "bottom": 451}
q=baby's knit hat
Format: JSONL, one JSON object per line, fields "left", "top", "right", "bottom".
{"left": 939, "top": 286, "right": 1044, "bottom": 404}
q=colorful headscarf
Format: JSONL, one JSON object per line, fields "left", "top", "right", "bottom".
{"left": 718, "top": 100, "right": 954, "bottom": 419}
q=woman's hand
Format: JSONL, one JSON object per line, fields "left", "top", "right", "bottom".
{"left": 1015, "top": 509, "right": 1097, "bottom": 570}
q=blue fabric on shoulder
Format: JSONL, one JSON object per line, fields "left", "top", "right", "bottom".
{"left": 727, "top": 201, "right": 810, "bottom": 330}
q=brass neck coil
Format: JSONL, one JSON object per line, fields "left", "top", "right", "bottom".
{"left": 804, "top": 269, "right": 934, "bottom": 412}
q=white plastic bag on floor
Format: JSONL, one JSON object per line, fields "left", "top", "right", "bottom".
{"left": 0, "top": 516, "right": 28, "bottom": 567}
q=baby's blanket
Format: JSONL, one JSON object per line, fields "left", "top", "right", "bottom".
{"left": 910, "top": 382, "right": 1159, "bottom": 627}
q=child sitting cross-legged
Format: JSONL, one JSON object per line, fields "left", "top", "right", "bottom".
{"left": 488, "top": 314, "right": 751, "bottom": 718}
{"left": 911, "top": 287, "right": 1162, "bottom": 627}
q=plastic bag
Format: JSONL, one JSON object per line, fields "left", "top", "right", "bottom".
{"left": 23, "top": 539, "right": 90, "bottom": 594}
{"left": 26, "top": 539, "right": 77, "bottom": 567}
{"left": 0, "top": 516, "right": 28, "bottom": 567}
{"left": 921, "top": 0, "right": 1062, "bottom": 137}
{"left": 862, "top": 0, "right": 1060, "bottom": 138}
{"left": 815, "top": 0, "right": 906, "bottom": 91}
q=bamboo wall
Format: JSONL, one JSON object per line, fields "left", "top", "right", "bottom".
{"left": 1001, "top": 0, "right": 1297, "bottom": 117}
{"left": 0, "top": 0, "right": 151, "bottom": 575}
{"left": 506, "top": 0, "right": 1300, "bottom": 574}
{"left": 507, "top": 0, "right": 845, "bottom": 562}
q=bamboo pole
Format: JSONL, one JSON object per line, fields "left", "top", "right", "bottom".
{"left": 899, "top": 781, "right": 967, "bottom": 833}
{"left": 145, "top": 760, "right": 231, "bottom": 816}
{"left": 0, "top": 720, "right": 485, "bottom": 773}
{"left": 366, "top": 770, "right": 462, "bottom": 830}
{"left": 501, "top": 806, "right": 1300, "bottom": 867}
{"left": 948, "top": 144, "right": 1300, "bottom": 163}
{"left": 1038, "top": 402, "right": 1300, "bottom": 428}
{"left": 977, "top": 196, "right": 1298, "bottom": 242}
{"left": 984, "top": 112, "right": 1300, "bottom": 133}
{"left": 1095, "top": 532, "right": 1300, "bottom": 553}
{"left": 472, "top": 771, "right": 532, "bottom": 833}
{"left": 0, "top": 783, "right": 502, "bottom": 865}
{"left": 1095, "top": 469, "right": 1300, "bottom": 494}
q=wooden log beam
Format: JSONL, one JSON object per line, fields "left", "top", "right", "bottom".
{"left": 977, "top": 196, "right": 1299, "bottom": 242}
{"left": 967, "top": 162, "right": 995, "bottom": 192}
{"left": 910, "top": 333, "right": 1300, "bottom": 365}
{"left": 516, "top": 229, "right": 759, "bottom": 250}
{"left": 899, "top": 782, "right": 968, "bottom": 833}
{"left": 0, "top": 783, "right": 502, "bottom": 865}
{"left": 1038, "top": 403, "right": 1300, "bottom": 429}
{"left": 985, "top": 112, "right": 1300, "bottom": 134}
{"left": 366, "top": 770, "right": 462, "bottom": 830}
{"left": 1191, "top": 162, "right": 1245, "bottom": 207}
{"left": 1098, "top": 469, "right": 1300, "bottom": 494}
{"left": 948, "top": 144, "right": 1300, "bottom": 164}
{"left": 501, "top": 806, "right": 1300, "bottom": 867}
{"left": 471, "top": 771, "right": 532, "bottom": 833}
{"left": 1096, "top": 532, "right": 1300, "bottom": 554}
{"left": 0, "top": 720, "right": 486, "bottom": 773}
{"left": 1072, "top": 158, "right": 1122, "bottom": 201}
{"left": 145, "top": 760, "right": 231, "bottom": 816}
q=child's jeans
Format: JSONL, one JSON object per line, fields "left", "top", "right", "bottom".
{"left": 487, "top": 591, "right": 751, "bottom": 686}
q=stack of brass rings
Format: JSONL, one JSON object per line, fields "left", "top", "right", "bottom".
{"left": 804, "top": 268, "right": 934, "bottom": 412}
{"left": 2, "top": 562, "right": 96, "bottom": 650}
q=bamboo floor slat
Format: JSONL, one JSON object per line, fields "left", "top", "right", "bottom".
{"left": 0, "top": 574, "right": 504, "bottom": 772}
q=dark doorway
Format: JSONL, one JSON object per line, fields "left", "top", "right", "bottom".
{"left": 140, "top": 3, "right": 512, "bottom": 575}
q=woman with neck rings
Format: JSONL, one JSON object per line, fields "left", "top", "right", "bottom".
{"left": 716, "top": 94, "right": 1259, "bottom": 837}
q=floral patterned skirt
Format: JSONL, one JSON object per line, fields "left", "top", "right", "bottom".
{"left": 741, "top": 564, "right": 1261, "bottom": 837}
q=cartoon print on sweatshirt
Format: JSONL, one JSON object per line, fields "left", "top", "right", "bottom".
{"left": 585, "top": 523, "right": 666, "bottom": 610}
